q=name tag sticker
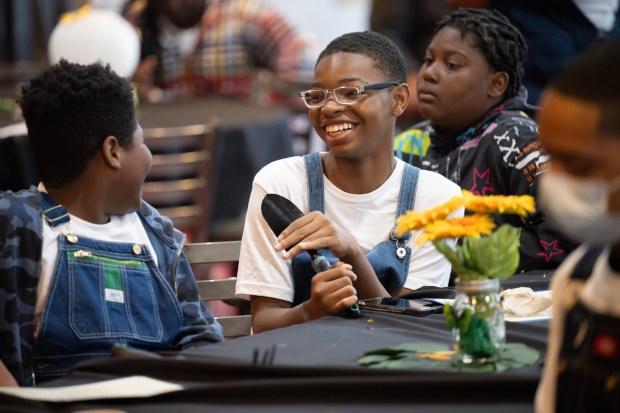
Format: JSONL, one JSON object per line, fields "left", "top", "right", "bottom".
{"left": 105, "top": 288, "right": 125, "bottom": 303}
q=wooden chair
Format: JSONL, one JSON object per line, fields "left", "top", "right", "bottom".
{"left": 142, "top": 119, "right": 219, "bottom": 242}
{"left": 184, "top": 240, "right": 252, "bottom": 338}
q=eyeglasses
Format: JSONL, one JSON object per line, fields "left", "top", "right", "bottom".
{"left": 298, "top": 81, "right": 398, "bottom": 109}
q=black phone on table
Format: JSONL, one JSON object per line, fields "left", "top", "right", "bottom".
{"left": 358, "top": 297, "right": 444, "bottom": 317}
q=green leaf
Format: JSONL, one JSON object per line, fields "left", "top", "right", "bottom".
{"left": 433, "top": 240, "right": 481, "bottom": 277}
{"left": 458, "top": 314, "right": 496, "bottom": 357}
{"left": 460, "top": 224, "right": 520, "bottom": 280}
{"left": 357, "top": 342, "right": 540, "bottom": 372}
{"left": 500, "top": 342, "right": 540, "bottom": 365}
{"left": 357, "top": 354, "right": 392, "bottom": 366}
{"left": 444, "top": 303, "right": 456, "bottom": 329}
{"left": 432, "top": 240, "right": 463, "bottom": 271}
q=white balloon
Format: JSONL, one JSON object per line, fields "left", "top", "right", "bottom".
{"left": 48, "top": 8, "right": 140, "bottom": 78}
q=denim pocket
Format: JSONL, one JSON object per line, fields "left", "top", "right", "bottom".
{"left": 368, "top": 241, "right": 410, "bottom": 293}
{"left": 67, "top": 250, "right": 165, "bottom": 341}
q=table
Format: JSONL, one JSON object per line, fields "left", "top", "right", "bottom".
{"left": 1, "top": 309, "right": 548, "bottom": 412}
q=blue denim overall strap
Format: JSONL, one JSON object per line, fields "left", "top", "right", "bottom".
{"left": 40, "top": 191, "right": 70, "bottom": 228}
{"left": 291, "top": 152, "right": 419, "bottom": 306}
{"left": 556, "top": 246, "right": 619, "bottom": 412}
{"left": 32, "top": 196, "right": 184, "bottom": 383}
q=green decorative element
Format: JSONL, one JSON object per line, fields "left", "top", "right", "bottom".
{"left": 445, "top": 303, "right": 496, "bottom": 358}
{"left": 444, "top": 304, "right": 456, "bottom": 329}
{"left": 433, "top": 224, "right": 521, "bottom": 281}
{"left": 358, "top": 342, "right": 539, "bottom": 372}
{"left": 458, "top": 313, "right": 496, "bottom": 358}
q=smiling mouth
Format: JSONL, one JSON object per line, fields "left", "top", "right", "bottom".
{"left": 325, "top": 122, "right": 354, "bottom": 136}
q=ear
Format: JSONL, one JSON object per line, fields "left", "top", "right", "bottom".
{"left": 101, "top": 136, "right": 122, "bottom": 170}
{"left": 392, "top": 83, "right": 410, "bottom": 117}
{"left": 488, "top": 71, "right": 509, "bottom": 99}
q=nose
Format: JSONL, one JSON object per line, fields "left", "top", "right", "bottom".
{"left": 320, "top": 90, "right": 344, "bottom": 113}
{"left": 420, "top": 62, "right": 438, "bottom": 84}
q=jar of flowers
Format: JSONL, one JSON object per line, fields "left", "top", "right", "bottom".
{"left": 395, "top": 190, "right": 536, "bottom": 364}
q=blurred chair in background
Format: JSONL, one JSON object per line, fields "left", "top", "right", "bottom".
{"left": 142, "top": 118, "right": 219, "bottom": 243}
{"left": 184, "top": 240, "right": 251, "bottom": 338}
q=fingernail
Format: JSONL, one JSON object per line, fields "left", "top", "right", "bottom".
{"left": 274, "top": 243, "right": 282, "bottom": 251}
{"left": 282, "top": 251, "right": 291, "bottom": 259}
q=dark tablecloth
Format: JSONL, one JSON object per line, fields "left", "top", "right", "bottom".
{"left": 1, "top": 310, "right": 548, "bottom": 412}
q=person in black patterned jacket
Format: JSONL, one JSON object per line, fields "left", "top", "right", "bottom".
{"left": 394, "top": 8, "right": 578, "bottom": 273}
{"left": 0, "top": 60, "right": 223, "bottom": 387}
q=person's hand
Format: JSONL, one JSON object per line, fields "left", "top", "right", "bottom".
{"left": 0, "top": 360, "right": 18, "bottom": 387}
{"left": 275, "top": 211, "right": 360, "bottom": 261}
{"left": 132, "top": 55, "right": 166, "bottom": 102}
{"left": 302, "top": 262, "right": 358, "bottom": 319}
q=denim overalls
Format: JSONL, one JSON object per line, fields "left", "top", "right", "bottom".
{"left": 32, "top": 193, "right": 184, "bottom": 382}
{"left": 291, "top": 152, "right": 419, "bottom": 306}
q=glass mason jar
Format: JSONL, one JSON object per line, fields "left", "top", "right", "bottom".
{"left": 450, "top": 278, "right": 505, "bottom": 364}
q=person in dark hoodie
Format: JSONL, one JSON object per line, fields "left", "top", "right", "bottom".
{"left": 394, "top": 7, "right": 577, "bottom": 274}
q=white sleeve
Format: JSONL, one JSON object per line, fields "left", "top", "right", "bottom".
{"left": 403, "top": 171, "right": 464, "bottom": 290}
{"left": 235, "top": 158, "right": 308, "bottom": 303}
{"left": 236, "top": 182, "right": 296, "bottom": 302}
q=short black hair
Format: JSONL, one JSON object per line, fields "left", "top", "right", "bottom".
{"left": 434, "top": 8, "right": 527, "bottom": 99}
{"left": 19, "top": 60, "right": 136, "bottom": 186}
{"left": 549, "top": 37, "right": 620, "bottom": 136}
{"left": 317, "top": 31, "right": 407, "bottom": 84}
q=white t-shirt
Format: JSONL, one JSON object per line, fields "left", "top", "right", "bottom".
{"left": 236, "top": 155, "right": 463, "bottom": 303}
{"left": 535, "top": 244, "right": 620, "bottom": 413}
{"left": 572, "top": 0, "right": 619, "bottom": 31}
{"left": 36, "top": 209, "right": 157, "bottom": 335}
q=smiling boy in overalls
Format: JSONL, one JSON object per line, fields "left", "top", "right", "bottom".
{"left": 236, "top": 31, "right": 463, "bottom": 334}
{"left": 0, "top": 60, "right": 223, "bottom": 387}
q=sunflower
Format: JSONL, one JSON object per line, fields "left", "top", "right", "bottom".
{"left": 416, "top": 214, "right": 496, "bottom": 245}
{"left": 462, "top": 190, "right": 535, "bottom": 216}
{"left": 395, "top": 195, "right": 464, "bottom": 235}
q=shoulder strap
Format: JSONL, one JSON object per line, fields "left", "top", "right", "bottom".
{"left": 570, "top": 246, "right": 605, "bottom": 281}
{"left": 393, "top": 163, "right": 420, "bottom": 241}
{"left": 40, "top": 191, "right": 70, "bottom": 228}
{"left": 303, "top": 152, "right": 324, "bottom": 213}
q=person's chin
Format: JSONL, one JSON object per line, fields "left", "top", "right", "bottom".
{"left": 416, "top": 104, "right": 436, "bottom": 122}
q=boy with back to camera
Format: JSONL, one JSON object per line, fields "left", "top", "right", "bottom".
{"left": 535, "top": 38, "right": 620, "bottom": 413}
{"left": 0, "top": 60, "right": 223, "bottom": 387}
{"left": 236, "top": 31, "right": 463, "bottom": 333}
{"left": 393, "top": 8, "right": 578, "bottom": 273}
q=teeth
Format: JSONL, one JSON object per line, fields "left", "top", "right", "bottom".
{"left": 325, "top": 123, "right": 354, "bottom": 133}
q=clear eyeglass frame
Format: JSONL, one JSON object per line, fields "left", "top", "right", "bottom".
{"left": 298, "top": 81, "right": 398, "bottom": 109}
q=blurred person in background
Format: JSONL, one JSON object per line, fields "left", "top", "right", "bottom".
{"left": 535, "top": 37, "right": 620, "bottom": 413}
{"left": 394, "top": 8, "right": 578, "bottom": 273}
{"left": 370, "top": 0, "right": 450, "bottom": 130}
{"left": 452, "top": 0, "right": 620, "bottom": 105}
{"left": 125, "top": 0, "right": 316, "bottom": 104}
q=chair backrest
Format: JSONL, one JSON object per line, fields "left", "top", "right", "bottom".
{"left": 183, "top": 240, "right": 251, "bottom": 338}
{"left": 142, "top": 119, "right": 219, "bottom": 242}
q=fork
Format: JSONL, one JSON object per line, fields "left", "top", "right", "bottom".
{"left": 252, "top": 344, "right": 277, "bottom": 366}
